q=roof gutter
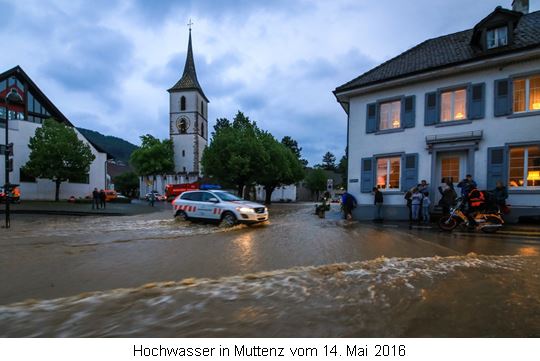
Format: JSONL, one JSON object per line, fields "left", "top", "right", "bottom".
{"left": 333, "top": 47, "right": 540, "bottom": 110}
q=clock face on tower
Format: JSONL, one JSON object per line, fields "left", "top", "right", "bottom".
{"left": 176, "top": 116, "right": 189, "bottom": 134}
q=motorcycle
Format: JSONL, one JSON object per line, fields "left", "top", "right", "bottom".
{"left": 438, "top": 197, "right": 505, "bottom": 233}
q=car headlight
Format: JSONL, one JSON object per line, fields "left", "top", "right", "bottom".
{"left": 236, "top": 207, "right": 255, "bottom": 213}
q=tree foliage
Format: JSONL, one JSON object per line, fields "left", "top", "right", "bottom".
{"left": 281, "top": 135, "right": 308, "bottom": 167}
{"left": 322, "top": 151, "right": 337, "bottom": 170}
{"left": 113, "top": 171, "right": 139, "bottom": 198}
{"left": 201, "top": 111, "right": 305, "bottom": 203}
{"left": 23, "top": 119, "right": 96, "bottom": 201}
{"left": 305, "top": 168, "right": 328, "bottom": 200}
{"left": 129, "top": 135, "right": 174, "bottom": 176}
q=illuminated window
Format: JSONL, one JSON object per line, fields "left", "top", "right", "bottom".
{"left": 441, "top": 89, "right": 467, "bottom": 121}
{"left": 486, "top": 27, "right": 508, "bottom": 49}
{"left": 376, "top": 157, "right": 400, "bottom": 190}
{"left": 513, "top": 76, "right": 540, "bottom": 113}
{"left": 379, "top": 100, "right": 401, "bottom": 130}
{"left": 509, "top": 145, "right": 540, "bottom": 188}
{"left": 441, "top": 157, "right": 460, "bottom": 183}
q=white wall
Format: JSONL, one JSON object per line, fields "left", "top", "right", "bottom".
{"left": 346, "top": 58, "right": 540, "bottom": 210}
{"left": 0, "top": 120, "right": 107, "bottom": 200}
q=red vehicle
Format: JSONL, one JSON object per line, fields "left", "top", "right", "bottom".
{"left": 165, "top": 182, "right": 200, "bottom": 200}
{"left": 165, "top": 182, "right": 222, "bottom": 200}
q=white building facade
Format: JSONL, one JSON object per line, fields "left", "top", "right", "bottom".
{"left": 0, "top": 66, "right": 108, "bottom": 200}
{"left": 334, "top": 3, "right": 540, "bottom": 222}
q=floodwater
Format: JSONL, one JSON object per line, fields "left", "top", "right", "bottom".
{"left": 1, "top": 203, "right": 539, "bottom": 337}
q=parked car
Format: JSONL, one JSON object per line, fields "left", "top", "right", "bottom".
{"left": 103, "top": 190, "right": 118, "bottom": 202}
{"left": 0, "top": 186, "right": 20, "bottom": 204}
{"left": 145, "top": 191, "right": 167, "bottom": 201}
{"left": 172, "top": 190, "right": 269, "bottom": 226}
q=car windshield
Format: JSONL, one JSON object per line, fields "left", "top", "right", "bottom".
{"left": 214, "top": 191, "right": 243, "bottom": 202}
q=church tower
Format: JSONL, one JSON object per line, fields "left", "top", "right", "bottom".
{"left": 168, "top": 28, "right": 208, "bottom": 182}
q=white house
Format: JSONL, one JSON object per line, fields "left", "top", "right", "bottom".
{"left": 334, "top": 1, "right": 540, "bottom": 222}
{"left": 0, "top": 66, "right": 109, "bottom": 200}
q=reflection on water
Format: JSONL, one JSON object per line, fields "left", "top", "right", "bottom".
{"left": 1, "top": 254, "right": 538, "bottom": 337}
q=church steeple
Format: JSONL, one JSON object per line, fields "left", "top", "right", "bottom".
{"left": 168, "top": 29, "right": 208, "bottom": 102}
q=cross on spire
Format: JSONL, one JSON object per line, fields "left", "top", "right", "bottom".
{"left": 187, "top": 19, "right": 193, "bottom": 32}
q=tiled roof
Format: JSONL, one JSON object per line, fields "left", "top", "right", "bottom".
{"left": 335, "top": 9, "right": 540, "bottom": 94}
{"left": 168, "top": 30, "right": 208, "bottom": 102}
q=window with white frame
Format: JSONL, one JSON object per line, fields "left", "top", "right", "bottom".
{"left": 508, "top": 145, "right": 540, "bottom": 188}
{"left": 376, "top": 157, "right": 401, "bottom": 190}
{"left": 513, "top": 75, "right": 540, "bottom": 113}
{"left": 379, "top": 100, "right": 401, "bottom": 130}
{"left": 486, "top": 26, "right": 508, "bottom": 49}
{"left": 441, "top": 89, "right": 467, "bottom": 121}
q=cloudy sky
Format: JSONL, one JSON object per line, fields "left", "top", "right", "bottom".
{"left": 1, "top": 0, "right": 536, "bottom": 165}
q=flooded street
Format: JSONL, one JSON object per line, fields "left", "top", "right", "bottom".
{"left": 1, "top": 203, "right": 539, "bottom": 337}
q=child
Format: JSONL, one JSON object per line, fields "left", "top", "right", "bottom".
{"left": 411, "top": 188, "right": 423, "bottom": 222}
{"left": 422, "top": 191, "right": 431, "bottom": 224}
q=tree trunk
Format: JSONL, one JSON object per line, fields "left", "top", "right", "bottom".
{"left": 264, "top": 185, "right": 275, "bottom": 205}
{"left": 55, "top": 180, "right": 61, "bottom": 202}
{"left": 237, "top": 183, "right": 244, "bottom": 198}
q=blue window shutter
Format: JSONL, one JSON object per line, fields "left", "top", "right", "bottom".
{"left": 487, "top": 147, "right": 507, "bottom": 190}
{"left": 468, "top": 82, "right": 485, "bottom": 119}
{"left": 401, "top": 153, "right": 418, "bottom": 191}
{"left": 424, "top": 91, "right": 438, "bottom": 125}
{"left": 361, "top": 157, "right": 374, "bottom": 193}
{"left": 494, "top": 78, "right": 512, "bottom": 117}
{"left": 366, "top": 103, "right": 378, "bottom": 133}
{"left": 401, "top": 95, "right": 415, "bottom": 128}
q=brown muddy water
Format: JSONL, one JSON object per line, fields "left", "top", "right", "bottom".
{"left": 0, "top": 254, "right": 539, "bottom": 337}
{"left": 1, "top": 203, "right": 539, "bottom": 337}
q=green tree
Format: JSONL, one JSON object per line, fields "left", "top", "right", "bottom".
{"left": 322, "top": 151, "right": 336, "bottom": 170}
{"left": 23, "top": 119, "right": 96, "bottom": 201}
{"left": 201, "top": 111, "right": 265, "bottom": 196}
{"left": 257, "top": 132, "right": 304, "bottom": 204}
{"left": 281, "top": 135, "right": 308, "bottom": 167}
{"left": 129, "top": 135, "right": 174, "bottom": 176}
{"left": 305, "top": 168, "right": 328, "bottom": 200}
{"left": 113, "top": 171, "right": 139, "bottom": 198}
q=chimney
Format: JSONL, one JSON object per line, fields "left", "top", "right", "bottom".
{"left": 512, "top": 0, "right": 529, "bottom": 13}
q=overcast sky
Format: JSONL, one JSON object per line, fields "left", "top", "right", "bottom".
{"left": 1, "top": 0, "right": 537, "bottom": 165}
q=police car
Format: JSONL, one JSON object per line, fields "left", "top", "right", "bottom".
{"left": 172, "top": 190, "right": 269, "bottom": 226}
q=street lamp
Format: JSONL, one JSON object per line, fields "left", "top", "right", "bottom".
{"left": 3, "top": 86, "right": 23, "bottom": 229}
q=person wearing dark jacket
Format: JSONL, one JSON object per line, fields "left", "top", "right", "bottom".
{"left": 92, "top": 188, "right": 100, "bottom": 210}
{"left": 99, "top": 189, "right": 106, "bottom": 209}
{"left": 373, "top": 187, "right": 384, "bottom": 221}
{"left": 404, "top": 188, "right": 414, "bottom": 224}
{"left": 438, "top": 179, "right": 457, "bottom": 215}
{"left": 341, "top": 192, "right": 358, "bottom": 220}
{"left": 493, "top": 181, "right": 508, "bottom": 206}
{"left": 457, "top": 174, "right": 477, "bottom": 197}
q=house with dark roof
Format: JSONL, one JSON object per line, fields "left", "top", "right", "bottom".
{"left": 0, "top": 66, "right": 109, "bottom": 200}
{"left": 334, "top": 0, "right": 540, "bottom": 222}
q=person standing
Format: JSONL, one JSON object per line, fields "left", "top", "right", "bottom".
{"left": 438, "top": 178, "right": 456, "bottom": 215}
{"left": 404, "top": 188, "right": 413, "bottom": 225}
{"left": 411, "top": 188, "right": 423, "bottom": 223}
{"left": 149, "top": 192, "right": 156, "bottom": 207}
{"left": 342, "top": 191, "right": 357, "bottom": 220}
{"left": 418, "top": 179, "right": 430, "bottom": 196}
{"left": 99, "top": 189, "right": 106, "bottom": 209}
{"left": 373, "top": 187, "right": 384, "bottom": 221}
{"left": 457, "top": 174, "right": 477, "bottom": 198}
{"left": 493, "top": 181, "right": 508, "bottom": 208}
{"left": 92, "top": 188, "right": 100, "bottom": 210}
{"left": 422, "top": 191, "right": 432, "bottom": 224}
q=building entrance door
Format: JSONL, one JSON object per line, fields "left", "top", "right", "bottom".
{"left": 435, "top": 151, "right": 467, "bottom": 203}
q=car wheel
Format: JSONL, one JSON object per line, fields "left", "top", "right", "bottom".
{"left": 221, "top": 212, "right": 237, "bottom": 227}
{"left": 175, "top": 210, "right": 189, "bottom": 221}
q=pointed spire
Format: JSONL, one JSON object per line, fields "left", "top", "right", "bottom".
{"left": 168, "top": 29, "right": 208, "bottom": 102}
